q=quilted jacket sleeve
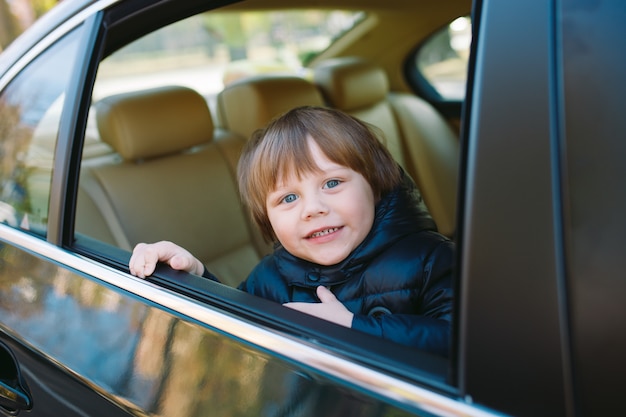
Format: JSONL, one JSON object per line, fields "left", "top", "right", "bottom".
{"left": 351, "top": 240, "right": 454, "bottom": 357}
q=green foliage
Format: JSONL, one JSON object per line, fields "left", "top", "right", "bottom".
{"left": 31, "top": 0, "right": 58, "bottom": 18}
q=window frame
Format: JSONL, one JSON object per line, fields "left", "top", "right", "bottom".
{"left": 0, "top": 13, "right": 99, "bottom": 242}
{"left": 49, "top": 13, "right": 104, "bottom": 247}
{"left": 457, "top": 0, "right": 569, "bottom": 415}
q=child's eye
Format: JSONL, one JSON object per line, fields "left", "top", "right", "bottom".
{"left": 281, "top": 193, "right": 298, "bottom": 204}
{"left": 324, "top": 179, "right": 341, "bottom": 189}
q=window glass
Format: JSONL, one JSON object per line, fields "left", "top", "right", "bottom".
{"left": 415, "top": 16, "right": 471, "bottom": 100}
{"left": 0, "top": 28, "right": 82, "bottom": 236}
{"left": 93, "top": 10, "right": 364, "bottom": 100}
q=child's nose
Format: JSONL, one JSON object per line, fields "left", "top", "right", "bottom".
{"left": 301, "top": 195, "right": 329, "bottom": 219}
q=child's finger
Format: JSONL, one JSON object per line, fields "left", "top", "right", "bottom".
{"left": 316, "top": 286, "right": 336, "bottom": 303}
{"left": 129, "top": 243, "right": 148, "bottom": 277}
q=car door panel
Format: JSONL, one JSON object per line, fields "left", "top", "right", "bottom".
{"left": 1, "top": 228, "right": 469, "bottom": 417}
{"left": 459, "top": 0, "right": 566, "bottom": 415}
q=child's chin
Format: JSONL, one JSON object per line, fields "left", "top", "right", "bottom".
{"left": 309, "top": 252, "right": 350, "bottom": 267}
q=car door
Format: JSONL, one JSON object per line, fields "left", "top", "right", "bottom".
{"left": 4, "top": 0, "right": 622, "bottom": 416}
{"left": 0, "top": 1, "right": 469, "bottom": 416}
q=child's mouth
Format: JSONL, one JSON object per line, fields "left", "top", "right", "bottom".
{"left": 307, "top": 227, "right": 341, "bottom": 239}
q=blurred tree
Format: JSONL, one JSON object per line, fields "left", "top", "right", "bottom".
{"left": 0, "top": 0, "right": 22, "bottom": 50}
{"left": 0, "top": 0, "right": 60, "bottom": 51}
{"left": 203, "top": 13, "right": 247, "bottom": 60}
{"left": 31, "top": 0, "right": 58, "bottom": 18}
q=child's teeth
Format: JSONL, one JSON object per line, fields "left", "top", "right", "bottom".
{"left": 311, "top": 227, "right": 338, "bottom": 238}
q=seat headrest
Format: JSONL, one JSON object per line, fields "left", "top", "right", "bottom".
{"left": 314, "top": 57, "right": 389, "bottom": 111}
{"left": 217, "top": 75, "right": 324, "bottom": 139}
{"left": 95, "top": 86, "right": 214, "bottom": 160}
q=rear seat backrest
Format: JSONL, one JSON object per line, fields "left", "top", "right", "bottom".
{"left": 313, "top": 57, "right": 408, "bottom": 169}
{"left": 313, "top": 57, "right": 459, "bottom": 237}
{"left": 386, "top": 93, "right": 460, "bottom": 238}
{"left": 217, "top": 74, "right": 325, "bottom": 139}
{"left": 77, "top": 86, "right": 269, "bottom": 286}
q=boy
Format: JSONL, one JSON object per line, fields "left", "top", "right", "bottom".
{"left": 130, "top": 106, "right": 454, "bottom": 357}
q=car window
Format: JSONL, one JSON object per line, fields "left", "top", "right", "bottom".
{"left": 0, "top": 28, "right": 83, "bottom": 237}
{"left": 413, "top": 16, "right": 471, "bottom": 101}
{"left": 75, "top": 2, "right": 454, "bottom": 387}
{"left": 92, "top": 10, "right": 364, "bottom": 102}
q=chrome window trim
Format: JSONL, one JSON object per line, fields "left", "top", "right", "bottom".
{"left": 0, "top": 0, "right": 120, "bottom": 92}
{"left": 0, "top": 224, "right": 501, "bottom": 417}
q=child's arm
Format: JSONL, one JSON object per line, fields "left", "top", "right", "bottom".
{"left": 351, "top": 313, "right": 450, "bottom": 357}
{"left": 286, "top": 288, "right": 450, "bottom": 356}
{"left": 129, "top": 241, "right": 205, "bottom": 278}
{"left": 284, "top": 286, "right": 354, "bottom": 328}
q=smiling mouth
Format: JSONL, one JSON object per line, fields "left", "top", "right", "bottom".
{"left": 307, "top": 227, "right": 341, "bottom": 239}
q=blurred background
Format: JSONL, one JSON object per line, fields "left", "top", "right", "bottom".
{"left": 0, "top": 0, "right": 61, "bottom": 51}
{"left": 0, "top": 0, "right": 470, "bottom": 101}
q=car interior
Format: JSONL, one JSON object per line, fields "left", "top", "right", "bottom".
{"left": 72, "top": 2, "right": 469, "bottom": 289}
{"left": 76, "top": 60, "right": 460, "bottom": 288}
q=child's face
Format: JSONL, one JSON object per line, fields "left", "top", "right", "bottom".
{"left": 265, "top": 138, "right": 375, "bottom": 266}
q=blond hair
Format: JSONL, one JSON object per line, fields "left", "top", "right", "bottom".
{"left": 237, "top": 106, "right": 401, "bottom": 241}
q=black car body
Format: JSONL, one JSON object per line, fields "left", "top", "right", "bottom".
{"left": 1, "top": 0, "right": 624, "bottom": 416}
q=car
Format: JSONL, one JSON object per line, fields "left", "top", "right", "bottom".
{"left": 0, "top": 0, "right": 624, "bottom": 416}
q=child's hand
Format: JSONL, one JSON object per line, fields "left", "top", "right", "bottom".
{"left": 129, "top": 241, "right": 204, "bottom": 278}
{"left": 283, "top": 286, "right": 354, "bottom": 328}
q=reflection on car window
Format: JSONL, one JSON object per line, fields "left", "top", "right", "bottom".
{"left": 0, "top": 27, "right": 83, "bottom": 236}
{"left": 93, "top": 10, "right": 364, "bottom": 100}
{"left": 415, "top": 16, "right": 471, "bottom": 100}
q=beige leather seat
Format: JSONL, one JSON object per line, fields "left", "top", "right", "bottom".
{"left": 76, "top": 86, "right": 270, "bottom": 286}
{"left": 216, "top": 74, "right": 325, "bottom": 139}
{"left": 313, "top": 57, "right": 459, "bottom": 237}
